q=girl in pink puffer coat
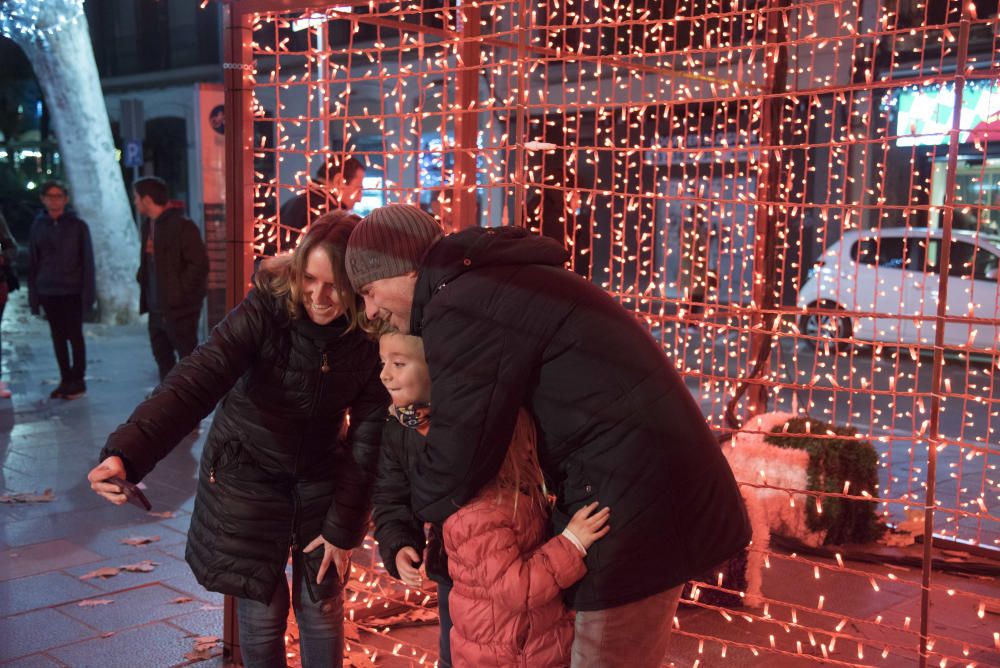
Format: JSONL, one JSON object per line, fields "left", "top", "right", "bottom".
{"left": 443, "top": 410, "right": 611, "bottom": 667}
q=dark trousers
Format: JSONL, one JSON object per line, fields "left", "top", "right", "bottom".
{"left": 39, "top": 294, "right": 85, "bottom": 384}
{"left": 148, "top": 311, "right": 199, "bottom": 381}
{"left": 432, "top": 576, "right": 453, "bottom": 668}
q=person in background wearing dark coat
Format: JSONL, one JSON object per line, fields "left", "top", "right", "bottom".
{"left": 269, "top": 155, "right": 365, "bottom": 256}
{"left": 133, "top": 177, "right": 209, "bottom": 381}
{"left": 346, "top": 204, "right": 751, "bottom": 668}
{"left": 524, "top": 176, "right": 591, "bottom": 279}
{"left": 28, "top": 181, "right": 95, "bottom": 400}
{"left": 87, "top": 212, "right": 388, "bottom": 668}
{"left": 0, "top": 210, "right": 17, "bottom": 399}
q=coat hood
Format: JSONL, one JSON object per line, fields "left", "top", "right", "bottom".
{"left": 410, "top": 226, "right": 568, "bottom": 335}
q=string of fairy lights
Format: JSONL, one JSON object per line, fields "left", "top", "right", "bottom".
{"left": 0, "top": 0, "right": 85, "bottom": 44}
{"left": 235, "top": 0, "right": 999, "bottom": 665}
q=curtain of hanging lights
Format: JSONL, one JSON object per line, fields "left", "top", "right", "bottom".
{"left": 235, "top": 0, "right": 999, "bottom": 665}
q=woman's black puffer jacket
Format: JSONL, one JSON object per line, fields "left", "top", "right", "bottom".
{"left": 100, "top": 288, "right": 388, "bottom": 604}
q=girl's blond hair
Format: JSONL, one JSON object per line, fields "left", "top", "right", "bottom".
{"left": 492, "top": 409, "right": 549, "bottom": 515}
{"left": 254, "top": 210, "right": 365, "bottom": 331}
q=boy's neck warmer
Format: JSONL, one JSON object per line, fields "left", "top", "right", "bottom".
{"left": 392, "top": 402, "right": 431, "bottom": 430}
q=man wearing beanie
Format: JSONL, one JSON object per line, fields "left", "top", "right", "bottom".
{"left": 346, "top": 203, "right": 750, "bottom": 667}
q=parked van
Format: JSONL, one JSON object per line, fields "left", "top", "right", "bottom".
{"left": 797, "top": 227, "right": 1000, "bottom": 351}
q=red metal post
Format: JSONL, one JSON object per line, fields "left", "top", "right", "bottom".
{"left": 452, "top": 2, "right": 481, "bottom": 230}
{"left": 918, "top": 10, "right": 970, "bottom": 667}
{"left": 746, "top": 0, "right": 789, "bottom": 418}
{"left": 222, "top": 5, "right": 254, "bottom": 663}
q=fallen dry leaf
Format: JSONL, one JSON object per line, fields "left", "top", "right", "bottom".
{"left": 80, "top": 566, "right": 121, "bottom": 580}
{"left": 120, "top": 535, "right": 160, "bottom": 546}
{"left": 170, "top": 596, "right": 194, "bottom": 604}
{"left": 147, "top": 511, "right": 176, "bottom": 519}
{"left": 363, "top": 607, "right": 438, "bottom": 628}
{"left": 78, "top": 598, "right": 114, "bottom": 607}
{"left": 120, "top": 560, "right": 157, "bottom": 573}
{"left": 183, "top": 635, "right": 221, "bottom": 662}
{"left": 0, "top": 489, "right": 55, "bottom": 504}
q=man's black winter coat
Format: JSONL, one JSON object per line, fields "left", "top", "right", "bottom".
{"left": 137, "top": 207, "right": 209, "bottom": 320}
{"left": 101, "top": 289, "right": 387, "bottom": 604}
{"left": 408, "top": 226, "right": 751, "bottom": 611}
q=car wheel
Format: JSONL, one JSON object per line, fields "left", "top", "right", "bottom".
{"left": 800, "top": 302, "right": 851, "bottom": 351}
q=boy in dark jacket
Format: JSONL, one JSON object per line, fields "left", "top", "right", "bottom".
{"left": 347, "top": 204, "right": 751, "bottom": 667}
{"left": 28, "top": 181, "right": 95, "bottom": 399}
{"left": 372, "top": 332, "right": 453, "bottom": 667}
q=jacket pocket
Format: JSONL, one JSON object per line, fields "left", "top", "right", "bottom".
{"left": 206, "top": 440, "right": 244, "bottom": 484}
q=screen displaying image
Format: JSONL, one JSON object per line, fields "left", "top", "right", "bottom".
{"left": 895, "top": 80, "right": 1000, "bottom": 147}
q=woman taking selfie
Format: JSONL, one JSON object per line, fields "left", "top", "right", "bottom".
{"left": 88, "top": 211, "right": 387, "bottom": 668}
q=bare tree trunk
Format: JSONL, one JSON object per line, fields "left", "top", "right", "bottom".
{"left": 2, "top": 0, "right": 139, "bottom": 323}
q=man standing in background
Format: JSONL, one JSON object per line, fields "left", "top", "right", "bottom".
{"left": 270, "top": 155, "right": 365, "bottom": 255}
{"left": 133, "top": 176, "right": 209, "bottom": 382}
{"left": 28, "top": 181, "right": 95, "bottom": 400}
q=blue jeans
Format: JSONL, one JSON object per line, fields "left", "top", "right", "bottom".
{"left": 236, "top": 556, "right": 344, "bottom": 668}
{"left": 433, "top": 577, "right": 453, "bottom": 668}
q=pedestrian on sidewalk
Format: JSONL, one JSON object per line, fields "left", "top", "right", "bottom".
{"left": 0, "top": 210, "right": 17, "bottom": 399}
{"left": 28, "top": 181, "right": 95, "bottom": 400}
{"left": 88, "top": 211, "right": 387, "bottom": 668}
{"left": 133, "top": 176, "right": 209, "bottom": 382}
{"left": 346, "top": 204, "right": 751, "bottom": 668}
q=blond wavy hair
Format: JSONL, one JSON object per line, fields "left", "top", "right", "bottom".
{"left": 254, "top": 210, "right": 365, "bottom": 330}
{"left": 491, "top": 409, "right": 549, "bottom": 516}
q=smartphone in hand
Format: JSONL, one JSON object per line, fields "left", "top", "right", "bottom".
{"left": 107, "top": 477, "right": 152, "bottom": 511}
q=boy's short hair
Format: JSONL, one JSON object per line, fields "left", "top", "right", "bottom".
{"left": 133, "top": 176, "right": 169, "bottom": 205}
{"left": 378, "top": 329, "right": 425, "bottom": 353}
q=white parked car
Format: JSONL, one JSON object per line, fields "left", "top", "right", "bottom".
{"left": 797, "top": 227, "right": 1000, "bottom": 352}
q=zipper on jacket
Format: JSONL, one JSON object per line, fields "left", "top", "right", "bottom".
{"left": 292, "top": 348, "right": 328, "bottom": 479}
{"left": 288, "top": 484, "right": 301, "bottom": 561}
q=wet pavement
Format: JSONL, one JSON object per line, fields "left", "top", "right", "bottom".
{"left": 1, "top": 291, "right": 997, "bottom": 667}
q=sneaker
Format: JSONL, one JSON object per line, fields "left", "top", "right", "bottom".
{"left": 0, "top": 381, "right": 10, "bottom": 399}
{"left": 49, "top": 384, "right": 67, "bottom": 399}
{"left": 61, "top": 380, "right": 87, "bottom": 400}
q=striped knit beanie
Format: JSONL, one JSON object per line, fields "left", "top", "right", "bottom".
{"left": 345, "top": 204, "right": 444, "bottom": 291}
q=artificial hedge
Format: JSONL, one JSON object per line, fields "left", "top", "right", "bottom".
{"left": 764, "top": 416, "right": 885, "bottom": 545}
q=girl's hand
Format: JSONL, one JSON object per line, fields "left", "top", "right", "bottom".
{"left": 87, "top": 456, "right": 128, "bottom": 505}
{"left": 565, "top": 501, "right": 611, "bottom": 550}
{"left": 304, "top": 535, "right": 351, "bottom": 584}
{"left": 395, "top": 546, "right": 423, "bottom": 587}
